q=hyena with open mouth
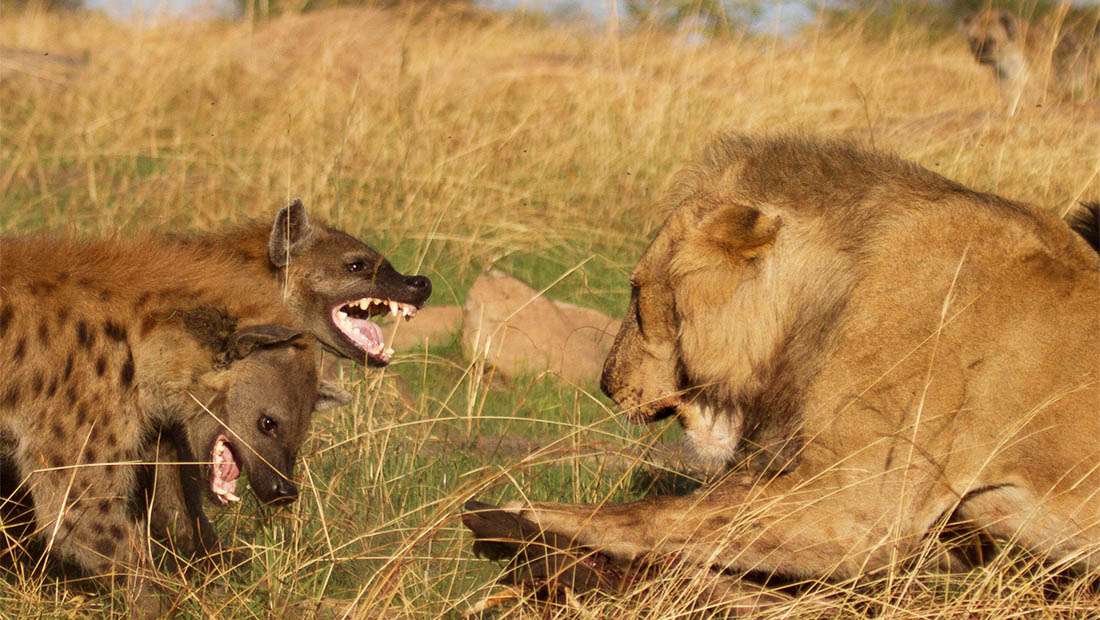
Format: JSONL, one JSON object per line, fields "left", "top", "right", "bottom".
{"left": 170, "top": 199, "right": 432, "bottom": 366}
{"left": 0, "top": 200, "right": 424, "bottom": 607}
{"left": 140, "top": 200, "right": 433, "bottom": 552}
{"left": 3, "top": 203, "right": 428, "bottom": 472}
{"left": 0, "top": 227, "right": 354, "bottom": 611}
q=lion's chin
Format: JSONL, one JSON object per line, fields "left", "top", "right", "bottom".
{"left": 679, "top": 403, "right": 743, "bottom": 466}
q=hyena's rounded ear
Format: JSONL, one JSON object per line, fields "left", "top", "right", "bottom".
{"left": 957, "top": 13, "right": 974, "bottom": 34}
{"left": 314, "top": 381, "right": 352, "bottom": 412}
{"left": 226, "top": 324, "right": 304, "bottom": 361}
{"left": 999, "top": 11, "right": 1018, "bottom": 40}
{"left": 269, "top": 198, "right": 315, "bottom": 268}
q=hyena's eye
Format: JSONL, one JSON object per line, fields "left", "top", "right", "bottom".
{"left": 346, "top": 260, "right": 365, "bottom": 273}
{"left": 258, "top": 415, "right": 278, "bottom": 437}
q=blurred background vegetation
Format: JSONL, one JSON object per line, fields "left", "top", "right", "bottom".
{"left": 2, "top": 0, "right": 1095, "bottom": 33}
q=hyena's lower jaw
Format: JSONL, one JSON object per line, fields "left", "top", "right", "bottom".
{"left": 211, "top": 435, "right": 241, "bottom": 505}
{"left": 331, "top": 297, "right": 419, "bottom": 365}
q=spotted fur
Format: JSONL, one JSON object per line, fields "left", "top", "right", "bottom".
{"left": 0, "top": 231, "right": 349, "bottom": 605}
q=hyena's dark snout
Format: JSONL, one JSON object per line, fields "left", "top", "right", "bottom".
{"left": 251, "top": 456, "right": 300, "bottom": 506}
{"left": 402, "top": 274, "right": 432, "bottom": 304}
{"left": 970, "top": 38, "right": 996, "bottom": 63}
{"left": 266, "top": 477, "right": 298, "bottom": 506}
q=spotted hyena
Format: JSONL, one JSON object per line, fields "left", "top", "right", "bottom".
{"left": 147, "top": 200, "right": 432, "bottom": 552}
{"left": 1, "top": 200, "right": 432, "bottom": 562}
{"left": 0, "top": 230, "right": 350, "bottom": 604}
{"left": 133, "top": 312, "right": 351, "bottom": 560}
{"left": 174, "top": 199, "right": 433, "bottom": 366}
{"left": 959, "top": 8, "right": 1098, "bottom": 108}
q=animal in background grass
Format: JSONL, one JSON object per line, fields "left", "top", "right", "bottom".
{"left": 959, "top": 7, "right": 1099, "bottom": 110}
{"left": 0, "top": 228, "right": 352, "bottom": 611}
{"left": 464, "top": 134, "right": 1099, "bottom": 611}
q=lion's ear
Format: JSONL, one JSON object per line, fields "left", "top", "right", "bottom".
{"left": 700, "top": 203, "right": 781, "bottom": 260}
{"left": 672, "top": 203, "right": 781, "bottom": 277}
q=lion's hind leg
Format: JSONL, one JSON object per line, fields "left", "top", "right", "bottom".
{"left": 956, "top": 483, "right": 1100, "bottom": 572}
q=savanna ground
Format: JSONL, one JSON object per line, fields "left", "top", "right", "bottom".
{"left": 1, "top": 3, "right": 1099, "bottom": 618}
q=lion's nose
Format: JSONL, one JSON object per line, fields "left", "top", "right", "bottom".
{"left": 599, "top": 369, "right": 614, "bottom": 399}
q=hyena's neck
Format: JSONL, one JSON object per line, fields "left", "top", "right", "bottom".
{"left": 996, "top": 49, "right": 1030, "bottom": 84}
{"left": 0, "top": 235, "right": 295, "bottom": 433}
{"left": 1, "top": 234, "right": 294, "bottom": 350}
{"left": 170, "top": 221, "right": 282, "bottom": 286}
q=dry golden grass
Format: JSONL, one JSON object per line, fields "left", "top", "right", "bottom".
{"left": 1, "top": 4, "right": 1099, "bottom": 618}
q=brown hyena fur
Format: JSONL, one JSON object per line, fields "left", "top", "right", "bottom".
{"left": 0, "top": 234, "right": 349, "bottom": 606}
{"left": 959, "top": 7, "right": 1099, "bottom": 109}
{"left": 146, "top": 200, "right": 431, "bottom": 551}
{"left": 133, "top": 314, "right": 350, "bottom": 561}
{"left": 169, "top": 199, "right": 432, "bottom": 366}
{"left": 2, "top": 200, "right": 430, "bottom": 562}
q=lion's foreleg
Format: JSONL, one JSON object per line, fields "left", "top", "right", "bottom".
{"left": 508, "top": 470, "right": 921, "bottom": 580}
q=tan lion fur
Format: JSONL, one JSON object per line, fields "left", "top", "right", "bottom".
{"left": 513, "top": 134, "right": 1099, "bottom": 582}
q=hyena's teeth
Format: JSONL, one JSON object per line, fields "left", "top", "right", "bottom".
{"left": 389, "top": 301, "right": 399, "bottom": 316}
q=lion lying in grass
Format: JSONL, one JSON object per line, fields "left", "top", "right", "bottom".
{"left": 464, "top": 134, "right": 1099, "bottom": 606}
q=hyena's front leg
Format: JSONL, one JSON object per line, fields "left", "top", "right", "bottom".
{"left": 21, "top": 440, "right": 168, "bottom": 616}
{"left": 483, "top": 468, "right": 951, "bottom": 581}
{"left": 144, "top": 432, "right": 219, "bottom": 562}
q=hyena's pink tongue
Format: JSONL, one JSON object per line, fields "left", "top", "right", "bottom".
{"left": 332, "top": 306, "right": 391, "bottom": 362}
{"left": 212, "top": 436, "right": 240, "bottom": 505}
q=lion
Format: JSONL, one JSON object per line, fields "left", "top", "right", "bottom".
{"left": 464, "top": 134, "right": 1100, "bottom": 595}
{"left": 959, "top": 7, "right": 1098, "bottom": 108}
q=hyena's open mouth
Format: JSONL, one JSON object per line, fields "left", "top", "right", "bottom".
{"left": 211, "top": 434, "right": 241, "bottom": 505}
{"left": 331, "top": 297, "right": 419, "bottom": 365}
